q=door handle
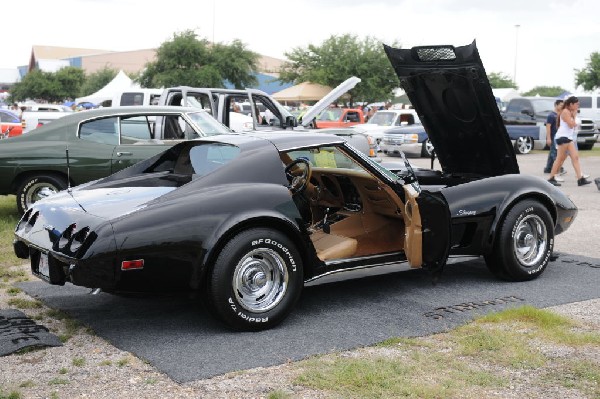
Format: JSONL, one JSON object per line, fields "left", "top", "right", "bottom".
{"left": 116, "top": 152, "right": 132, "bottom": 157}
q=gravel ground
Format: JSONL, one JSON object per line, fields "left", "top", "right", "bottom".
{"left": 1, "top": 151, "right": 599, "bottom": 399}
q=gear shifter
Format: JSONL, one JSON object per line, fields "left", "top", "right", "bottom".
{"left": 322, "top": 208, "right": 331, "bottom": 234}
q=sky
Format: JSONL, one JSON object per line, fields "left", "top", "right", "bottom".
{"left": 5, "top": 0, "right": 600, "bottom": 94}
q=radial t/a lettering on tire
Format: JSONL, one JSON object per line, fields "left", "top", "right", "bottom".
{"left": 206, "top": 228, "right": 303, "bottom": 331}
{"left": 485, "top": 200, "right": 554, "bottom": 281}
{"left": 16, "top": 174, "right": 68, "bottom": 214}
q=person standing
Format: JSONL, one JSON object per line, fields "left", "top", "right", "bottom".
{"left": 543, "top": 99, "right": 566, "bottom": 177}
{"left": 548, "top": 96, "right": 592, "bottom": 186}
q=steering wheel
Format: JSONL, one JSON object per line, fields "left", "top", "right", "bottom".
{"left": 285, "top": 158, "right": 312, "bottom": 194}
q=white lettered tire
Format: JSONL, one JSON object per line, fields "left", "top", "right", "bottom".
{"left": 206, "top": 228, "right": 303, "bottom": 331}
{"left": 485, "top": 200, "right": 554, "bottom": 281}
{"left": 16, "top": 174, "right": 68, "bottom": 214}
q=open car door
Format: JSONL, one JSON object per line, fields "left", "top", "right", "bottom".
{"left": 400, "top": 176, "right": 451, "bottom": 272}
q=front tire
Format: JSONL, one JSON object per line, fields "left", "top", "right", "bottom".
{"left": 206, "top": 228, "right": 303, "bottom": 331}
{"left": 420, "top": 139, "right": 434, "bottom": 157}
{"left": 485, "top": 200, "right": 554, "bottom": 281}
{"left": 16, "top": 174, "right": 67, "bottom": 214}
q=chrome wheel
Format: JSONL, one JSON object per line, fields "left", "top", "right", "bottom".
{"left": 514, "top": 136, "right": 533, "bottom": 154}
{"left": 513, "top": 214, "right": 547, "bottom": 267}
{"left": 423, "top": 139, "right": 434, "bottom": 157}
{"left": 26, "top": 183, "right": 60, "bottom": 208}
{"left": 233, "top": 248, "right": 288, "bottom": 313}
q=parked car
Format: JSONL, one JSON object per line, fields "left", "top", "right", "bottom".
{"left": 352, "top": 109, "right": 421, "bottom": 145}
{"left": 380, "top": 118, "right": 433, "bottom": 158}
{"left": 13, "top": 41, "right": 577, "bottom": 332}
{"left": 315, "top": 107, "right": 365, "bottom": 129}
{"left": 0, "top": 106, "right": 231, "bottom": 213}
{"left": 0, "top": 109, "right": 24, "bottom": 138}
{"left": 157, "top": 78, "right": 379, "bottom": 160}
{"left": 21, "top": 103, "right": 74, "bottom": 133}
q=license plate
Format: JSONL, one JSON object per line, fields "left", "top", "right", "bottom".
{"left": 38, "top": 253, "right": 50, "bottom": 278}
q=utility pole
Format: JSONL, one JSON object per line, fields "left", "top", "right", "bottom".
{"left": 513, "top": 24, "right": 520, "bottom": 87}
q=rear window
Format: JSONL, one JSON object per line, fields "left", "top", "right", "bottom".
{"left": 151, "top": 143, "right": 240, "bottom": 177}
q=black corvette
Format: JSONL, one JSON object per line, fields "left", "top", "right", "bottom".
{"left": 14, "top": 42, "right": 577, "bottom": 331}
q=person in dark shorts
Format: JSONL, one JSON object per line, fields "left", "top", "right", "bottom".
{"left": 548, "top": 96, "right": 591, "bottom": 187}
{"left": 543, "top": 99, "right": 567, "bottom": 179}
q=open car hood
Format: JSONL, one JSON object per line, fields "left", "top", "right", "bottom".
{"left": 384, "top": 41, "right": 519, "bottom": 176}
{"left": 301, "top": 76, "right": 361, "bottom": 127}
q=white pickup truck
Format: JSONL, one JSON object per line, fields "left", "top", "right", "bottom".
{"left": 156, "top": 77, "right": 380, "bottom": 160}
{"left": 21, "top": 103, "right": 74, "bottom": 133}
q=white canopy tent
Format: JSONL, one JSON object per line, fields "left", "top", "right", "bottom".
{"left": 76, "top": 70, "right": 141, "bottom": 105}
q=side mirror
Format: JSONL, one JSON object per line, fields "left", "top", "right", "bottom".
{"left": 521, "top": 109, "right": 533, "bottom": 117}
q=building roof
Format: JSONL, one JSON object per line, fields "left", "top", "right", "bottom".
{"left": 31, "top": 45, "right": 112, "bottom": 59}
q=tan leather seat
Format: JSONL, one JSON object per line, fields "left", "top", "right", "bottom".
{"left": 311, "top": 231, "right": 358, "bottom": 261}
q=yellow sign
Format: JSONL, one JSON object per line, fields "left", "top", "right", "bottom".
{"left": 314, "top": 150, "right": 336, "bottom": 168}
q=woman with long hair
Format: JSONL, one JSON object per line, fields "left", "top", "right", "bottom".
{"left": 548, "top": 96, "right": 592, "bottom": 186}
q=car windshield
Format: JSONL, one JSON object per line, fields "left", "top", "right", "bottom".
{"left": 367, "top": 111, "right": 395, "bottom": 126}
{"left": 531, "top": 99, "right": 556, "bottom": 114}
{"left": 185, "top": 111, "right": 231, "bottom": 136}
{"left": 317, "top": 108, "right": 343, "bottom": 121}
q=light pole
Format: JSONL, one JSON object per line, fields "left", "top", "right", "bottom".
{"left": 513, "top": 24, "right": 520, "bottom": 86}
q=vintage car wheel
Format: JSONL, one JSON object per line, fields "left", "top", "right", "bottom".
{"left": 420, "top": 139, "right": 434, "bottom": 157}
{"left": 485, "top": 200, "right": 554, "bottom": 281}
{"left": 206, "top": 228, "right": 303, "bottom": 331}
{"left": 17, "top": 174, "right": 68, "bottom": 214}
{"left": 514, "top": 136, "right": 533, "bottom": 154}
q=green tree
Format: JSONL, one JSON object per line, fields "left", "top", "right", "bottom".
{"left": 80, "top": 66, "right": 119, "bottom": 97}
{"left": 137, "top": 30, "right": 259, "bottom": 88}
{"left": 54, "top": 67, "right": 85, "bottom": 100}
{"left": 575, "top": 52, "right": 600, "bottom": 91}
{"left": 9, "top": 70, "right": 60, "bottom": 102}
{"left": 9, "top": 67, "right": 85, "bottom": 103}
{"left": 487, "top": 72, "right": 517, "bottom": 89}
{"left": 521, "top": 86, "right": 565, "bottom": 97}
{"left": 279, "top": 34, "right": 399, "bottom": 105}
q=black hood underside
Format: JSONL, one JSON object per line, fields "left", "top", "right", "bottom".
{"left": 384, "top": 40, "right": 519, "bottom": 176}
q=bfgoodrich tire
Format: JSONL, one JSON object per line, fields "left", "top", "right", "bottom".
{"left": 206, "top": 228, "right": 303, "bottom": 331}
{"left": 16, "top": 174, "right": 68, "bottom": 214}
{"left": 485, "top": 200, "right": 554, "bottom": 281}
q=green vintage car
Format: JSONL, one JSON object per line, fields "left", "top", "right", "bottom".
{"left": 0, "top": 106, "right": 231, "bottom": 213}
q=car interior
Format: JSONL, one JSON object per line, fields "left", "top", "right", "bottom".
{"left": 281, "top": 146, "right": 422, "bottom": 265}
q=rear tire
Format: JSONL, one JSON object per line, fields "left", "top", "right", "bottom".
{"left": 16, "top": 174, "right": 67, "bottom": 214}
{"left": 514, "top": 136, "right": 533, "bottom": 154}
{"left": 206, "top": 228, "right": 303, "bottom": 331}
{"left": 485, "top": 200, "right": 554, "bottom": 281}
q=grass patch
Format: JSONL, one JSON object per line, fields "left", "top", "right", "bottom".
{"left": 48, "top": 378, "right": 68, "bottom": 386}
{"left": 295, "top": 349, "right": 507, "bottom": 398}
{"left": 0, "top": 196, "right": 22, "bottom": 270}
{"left": 17, "top": 381, "right": 33, "bottom": 389}
{"left": 117, "top": 357, "right": 130, "bottom": 367}
{"left": 6, "top": 287, "right": 21, "bottom": 296}
{"left": 72, "top": 357, "right": 85, "bottom": 367}
{"left": 294, "top": 306, "right": 600, "bottom": 397}
{"left": 6, "top": 298, "right": 42, "bottom": 309}
{"left": 0, "top": 390, "right": 21, "bottom": 399}
{"left": 58, "top": 368, "right": 67, "bottom": 375}
{"left": 477, "top": 305, "right": 600, "bottom": 346}
{"left": 267, "top": 390, "right": 292, "bottom": 399}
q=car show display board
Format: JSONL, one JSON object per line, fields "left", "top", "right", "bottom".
{"left": 19, "top": 254, "right": 600, "bottom": 383}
